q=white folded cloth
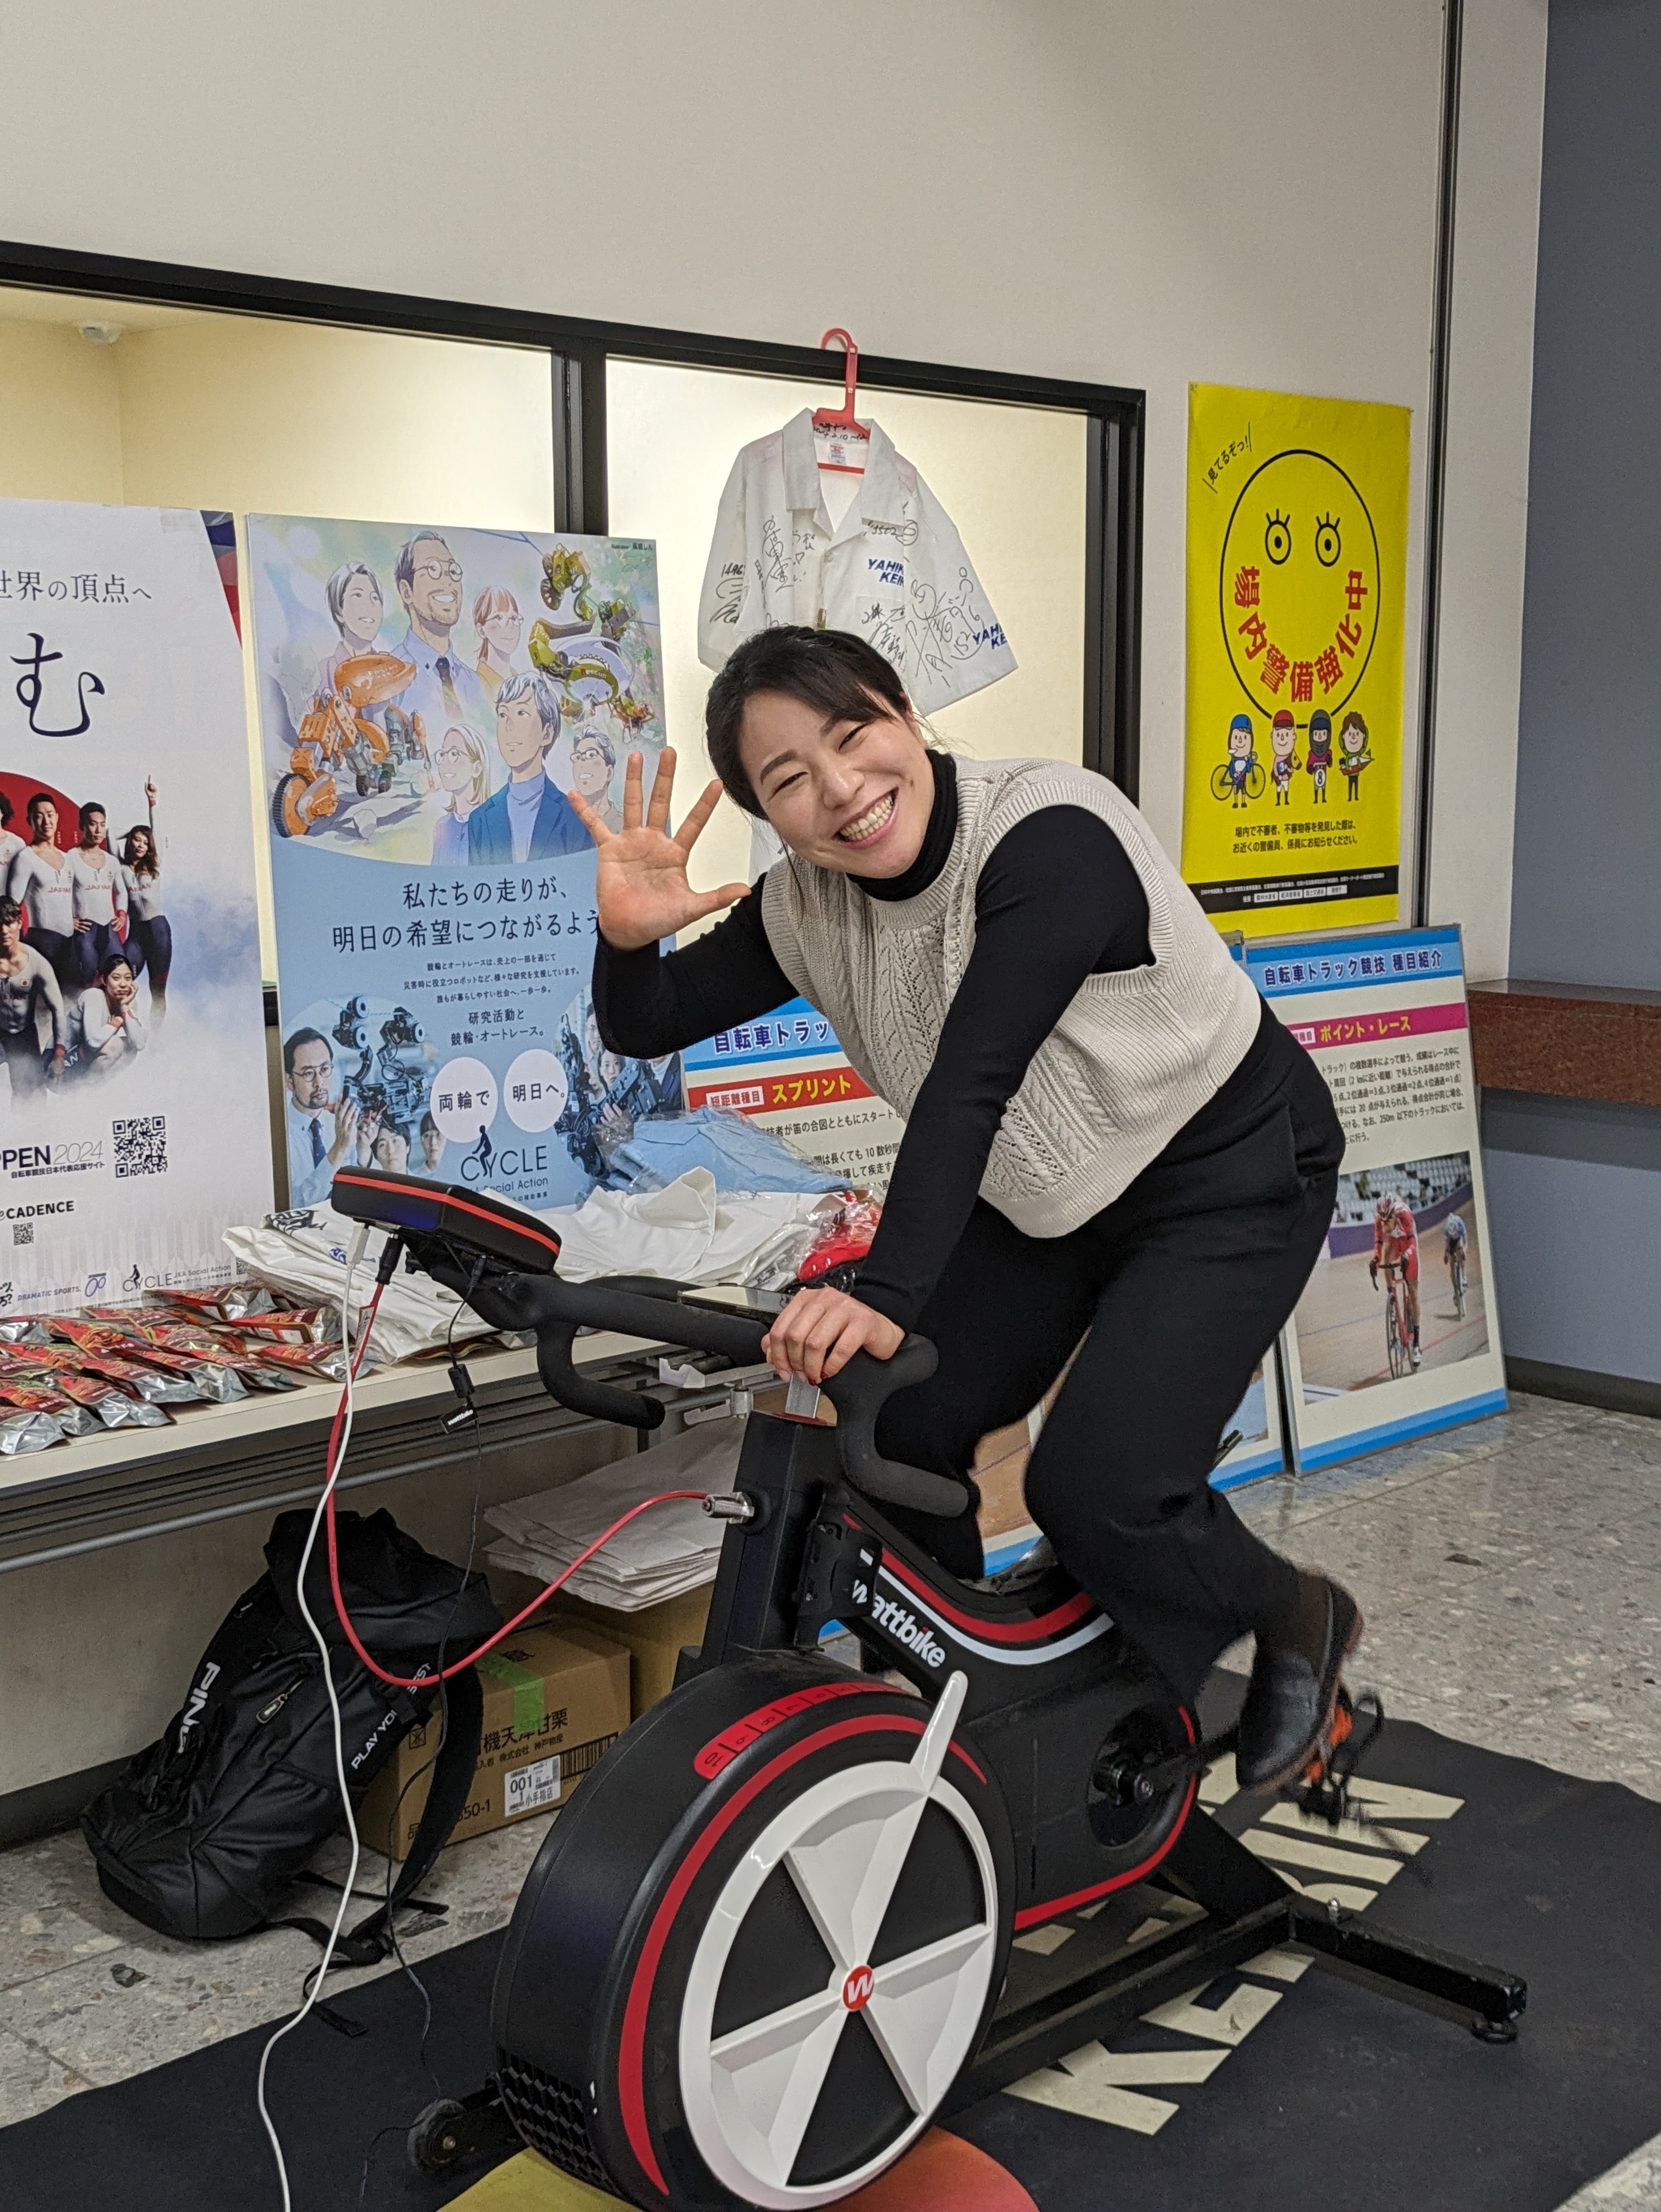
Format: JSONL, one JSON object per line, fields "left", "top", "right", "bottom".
{"left": 537, "top": 1169, "right": 828, "bottom": 1287}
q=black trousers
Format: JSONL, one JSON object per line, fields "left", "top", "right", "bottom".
{"left": 875, "top": 1024, "right": 1344, "bottom": 1707}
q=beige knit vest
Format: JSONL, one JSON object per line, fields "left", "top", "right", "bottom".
{"left": 759, "top": 757, "right": 1263, "bottom": 1237}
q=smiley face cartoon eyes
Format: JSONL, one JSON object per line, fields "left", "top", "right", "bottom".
{"left": 1263, "top": 510, "right": 1343, "bottom": 566}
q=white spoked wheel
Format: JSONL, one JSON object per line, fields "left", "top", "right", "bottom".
{"left": 677, "top": 1673, "right": 999, "bottom": 2208}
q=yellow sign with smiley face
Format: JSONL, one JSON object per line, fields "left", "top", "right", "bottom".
{"left": 1183, "top": 385, "right": 1410, "bottom": 937}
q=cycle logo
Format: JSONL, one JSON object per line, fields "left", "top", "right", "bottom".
{"left": 869, "top": 1593, "right": 947, "bottom": 1670}
{"left": 841, "top": 1965, "right": 874, "bottom": 2013}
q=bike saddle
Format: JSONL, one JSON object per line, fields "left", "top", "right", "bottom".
{"left": 330, "top": 1167, "right": 970, "bottom": 1521}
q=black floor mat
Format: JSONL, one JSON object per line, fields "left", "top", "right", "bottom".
{"left": 951, "top": 1711, "right": 1661, "bottom": 2212}
{"left": 3, "top": 1714, "right": 1658, "bottom": 2212}
{"left": 0, "top": 1933, "right": 510, "bottom": 2212}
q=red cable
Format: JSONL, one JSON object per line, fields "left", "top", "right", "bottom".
{"left": 317, "top": 1278, "right": 708, "bottom": 1691}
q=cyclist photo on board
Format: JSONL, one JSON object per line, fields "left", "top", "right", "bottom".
{"left": 1444, "top": 1207, "right": 1470, "bottom": 1318}
{"left": 1370, "top": 1190, "right": 1421, "bottom": 1372}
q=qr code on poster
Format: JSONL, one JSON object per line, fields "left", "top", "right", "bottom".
{"left": 113, "top": 1115, "right": 167, "bottom": 1180}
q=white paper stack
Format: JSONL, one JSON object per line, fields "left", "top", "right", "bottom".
{"left": 484, "top": 1415, "right": 747, "bottom": 1611}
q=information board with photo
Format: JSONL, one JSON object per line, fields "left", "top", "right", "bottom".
{"left": 248, "top": 517, "right": 678, "bottom": 1212}
{"left": 0, "top": 498, "right": 272, "bottom": 1308}
{"left": 1249, "top": 926, "right": 1506, "bottom": 1469}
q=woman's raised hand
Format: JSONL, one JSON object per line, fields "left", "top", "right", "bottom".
{"left": 569, "top": 749, "right": 750, "bottom": 951}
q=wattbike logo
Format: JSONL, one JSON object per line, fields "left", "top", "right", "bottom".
{"left": 868, "top": 1594, "right": 947, "bottom": 1670}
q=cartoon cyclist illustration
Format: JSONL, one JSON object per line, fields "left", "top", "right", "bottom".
{"left": 1338, "top": 710, "right": 1372, "bottom": 799}
{"left": 1269, "top": 708, "right": 1300, "bottom": 806}
{"left": 1306, "top": 708, "right": 1333, "bottom": 807}
{"left": 1210, "top": 712, "right": 1263, "bottom": 808}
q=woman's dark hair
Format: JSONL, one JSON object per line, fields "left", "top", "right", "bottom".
{"left": 122, "top": 824, "right": 157, "bottom": 875}
{"left": 99, "top": 952, "right": 133, "bottom": 983}
{"left": 704, "top": 627, "right": 910, "bottom": 816}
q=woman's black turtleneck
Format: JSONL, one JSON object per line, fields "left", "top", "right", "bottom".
{"left": 592, "top": 752, "right": 1272, "bottom": 1329}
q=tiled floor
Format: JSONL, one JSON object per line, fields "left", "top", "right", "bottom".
{"left": 1231, "top": 1391, "right": 1661, "bottom": 1801}
{"left": 1, "top": 1390, "right": 1658, "bottom": 2204}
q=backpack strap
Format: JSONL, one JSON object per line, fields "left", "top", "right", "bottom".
{"left": 277, "top": 1664, "right": 485, "bottom": 1969}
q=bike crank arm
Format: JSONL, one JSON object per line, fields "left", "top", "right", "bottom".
{"left": 1096, "top": 1725, "right": 1240, "bottom": 1808}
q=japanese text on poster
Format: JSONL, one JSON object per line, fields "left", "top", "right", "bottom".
{"left": 1248, "top": 927, "right": 1505, "bottom": 1471}
{"left": 248, "top": 518, "right": 677, "bottom": 1211}
{"left": 1184, "top": 386, "right": 1410, "bottom": 936}
{"left": 0, "top": 500, "right": 271, "bottom": 1306}
{"left": 681, "top": 997, "right": 904, "bottom": 1191}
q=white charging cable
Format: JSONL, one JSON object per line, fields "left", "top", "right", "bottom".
{"left": 256, "top": 1220, "right": 372, "bottom": 2211}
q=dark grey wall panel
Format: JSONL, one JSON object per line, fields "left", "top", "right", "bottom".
{"left": 1511, "top": 0, "right": 1661, "bottom": 988}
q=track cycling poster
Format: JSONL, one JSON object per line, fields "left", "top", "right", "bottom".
{"left": 0, "top": 498, "right": 271, "bottom": 1309}
{"left": 248, "top": 517, "right": 679, "bottom": 1213}
{"left": 1182, "top": 385, "right": 1410, "bottom": 937}
{"left": 1250, "top": 926, "right": 1506, "bottom": 1471}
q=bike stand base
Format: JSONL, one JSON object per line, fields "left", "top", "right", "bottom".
{"left": 950, "top": 1891, "right": 1526, "bottom": 2111}
{"left": 406, "top": 2078, "right": 521, "bottom": 2179}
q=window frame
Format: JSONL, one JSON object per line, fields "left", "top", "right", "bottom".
{"left": 0, "top": 237, "right": 1145, "bottom": 796}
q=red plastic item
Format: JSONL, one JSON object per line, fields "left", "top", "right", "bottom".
{"left": 811, "top": 328, "right": 871, "bottom": 469}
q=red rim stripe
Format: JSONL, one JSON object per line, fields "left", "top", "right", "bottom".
{"left": 332, "top": 1171, "right": 565, "bottom": 1263}
{"left": 883, "top": 1552, "right": 1096, "bottom": 1644}
{"left": 1011, "top": 1706, "right": 1196, "bottom": 1930}
{"left": 617, "top": 1710, "right": 986, "bottom": 2195}
{"left": 1011, "top": 1771, "right": 1197, "bottom": 1928}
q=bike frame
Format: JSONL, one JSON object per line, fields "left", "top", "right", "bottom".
{"left": 680, "top": 1403, "right": 1200, "bottom": 1929}
{"left": 322, "top": 1171, "right": 1528, "bottom": 2174}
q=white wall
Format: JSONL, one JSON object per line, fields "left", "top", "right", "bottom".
{"left": 1428, "top": 0, "right": 1550, "bottom": 980}
{"left": 0, "top": 0, "right": 1545, "bottom": 970}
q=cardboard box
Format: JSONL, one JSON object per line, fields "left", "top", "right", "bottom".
{"left": 358, "top": 1620, "right": 629, "bottom": 1861}
{"left": 549, "top": 1585, "right": 714, "bottom": 1718}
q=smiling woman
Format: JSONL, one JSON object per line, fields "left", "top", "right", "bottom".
{"left": 578, "top": 621, "right": 1364, "bottom": 1795}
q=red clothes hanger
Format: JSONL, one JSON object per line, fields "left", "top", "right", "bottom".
{"left": 812, "top": 328, "right": 871, "bottom": 472}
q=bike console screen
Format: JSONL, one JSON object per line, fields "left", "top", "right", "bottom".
{"left": 330, "top": 1168, "right": 563, "bottom": 1278}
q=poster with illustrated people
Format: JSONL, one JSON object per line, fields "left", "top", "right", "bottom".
{"left": 1182, "top": 386, "right": 1410, "bottom": 936}
{"left": 0, "top": 499, "right": 271, "bottom": 1308}
{"left": 246, "top": 518, "right": 679, "bottom": 1211}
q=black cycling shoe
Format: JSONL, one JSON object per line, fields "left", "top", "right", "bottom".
{"left": 1235, "top": 1576, "right": 1364, "bottom": 1793}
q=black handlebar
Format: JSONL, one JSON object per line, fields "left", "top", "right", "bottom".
{"left": 421, "top": 1249, "right": 965, "bottom": 1519}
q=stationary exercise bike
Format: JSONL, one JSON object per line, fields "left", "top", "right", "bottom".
{"left": 332, "top": 1171, "right": 1525, "bottom": 2211}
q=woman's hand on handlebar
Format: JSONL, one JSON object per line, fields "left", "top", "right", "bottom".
{"left": 569, "top": 748, "right": 751, "bottom": 952}
{"left": 761, "top": 1287, "right": 904, "bottom": 1386}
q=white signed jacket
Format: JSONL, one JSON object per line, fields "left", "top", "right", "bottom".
{"left": 697, "top": 410, "right": 1017, "bottom": 716}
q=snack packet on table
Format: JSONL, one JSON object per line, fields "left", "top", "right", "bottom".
{"left": 69, "top": 1351, "right": 203, "bottom": 1405}
{"left": 0, "top": 1409, "right": 62, "bottom": 1453}
{"left": 21, "top": 1366, "right": 172, "bottom": 1429}
{"left": 0, "top": 1378, "right": 101, "bottom": 1436}
{"left": 145, "top": 1283, "right": 276, "bottom": 1322}
{"left": 251, "top": 1341, "right": 371, "bottom": 1383}
{"left": 235, "top": 1307, "right": 342, "bottom": 1345}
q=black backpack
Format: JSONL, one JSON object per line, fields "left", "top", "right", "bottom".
{"left": 82, "top": 1507, "right": 502, "bottom": 1958}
